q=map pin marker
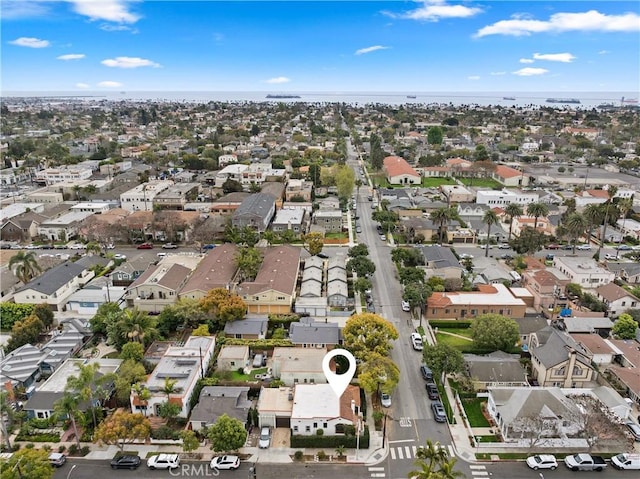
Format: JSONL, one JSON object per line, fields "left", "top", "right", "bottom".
{"left": 322, "top": 348, "right": 357, "bottom": 398}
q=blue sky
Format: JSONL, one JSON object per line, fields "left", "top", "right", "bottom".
{"left": 1, "top": 1, "right": 639, "bottom": 92}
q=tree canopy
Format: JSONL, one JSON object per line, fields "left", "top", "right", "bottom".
{"left": 93, "top": 409, "right": 151, "bottom": 451}
{"left": 470, "top": 314, "right": 520, "bottom": 352}
{"left": 358, "top": 352, "right": 400, "bottom": 395}
{"left": 207, "top": 414, "right": 248, "bottom": 452}
{"left": 0, "top": 448, "right": 53, "bottom": 479}
{"left": 343, "top": 313, "right": 399, "bottom": 362}
{"left": 612, "top": 313, "right": 638, "bottom": 340}
{"left": 422, "top": 343, "right": 464, "bottom": 378}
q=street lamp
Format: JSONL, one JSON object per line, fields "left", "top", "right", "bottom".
{"left": 67, "top": 464, "right": 77, "bottom": 479}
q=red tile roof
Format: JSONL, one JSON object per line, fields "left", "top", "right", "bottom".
{"left": 494, "top": 165, "right": 522, "bottom": 179}
{"left": 383, "top": 156, "right": 420, "bottom": 178}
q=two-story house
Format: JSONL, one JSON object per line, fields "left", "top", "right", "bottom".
{"left": 553, "top": 257, "right": 616, "bottom": 290}
{"left": 179, "top": 244, "right": 239, "bottom": 300}
{"left": 285, "top": 179, "right": 313, "bottom": 202}
{"left": 595, "top": 283, "right": 639, "bottom": 319}
{"left": 231, "top": 193, "right": 276, "bottom": 233}
{"left": 522, "top": 268, "right": 571, "bottom": 314}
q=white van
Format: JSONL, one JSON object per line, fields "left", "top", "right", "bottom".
{"left": 611, "top": 453, "right": 640, "bottom": 470}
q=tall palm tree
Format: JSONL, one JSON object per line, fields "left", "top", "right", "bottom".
{"left": 85, "top": 241, "right": 101, "bottom": 256}
{"left": 53, "top": 392, "right": 82, "bottom": 448}
{"left": 565, "top": 212, "right": 588, "bottom": 254}
{"left": 434, "top": 458, "right": 466, "bottom": 479}
{"left": 598, "top": 185, "right": 618, "bottom": 255}
{"left": 161, "top": 378, "right": 178, "bottom": 401}
{"left": 8, "top": 251, "right": 42, "bottom": 284}
{"left": 583, "top": 203, "right": 605, "bottom": 246}
{"left": 526, "top": 202, "right": 549, "bottom": 232}
{"left": 133, "top": 383, "right": 152, "bottom": 417}
{"left": 118, "top": 308, "right": 157, "bottom": 345}
{"left": 66, "top": 362, "right": 101, "bottom": 429}
{"left": 504, "top": 203, "right": 523, "bottom": 241}
{"left": 482, "top": 210, "right": 500, "bottom": 257}
{"left": 409, "top": 439, "right": 451, "bottom": 478}
{"left": 429, "top": 207, "right": 458, "bottom": 244}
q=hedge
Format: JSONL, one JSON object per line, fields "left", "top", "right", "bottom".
{"left": 428, "top": 320, "right": 472, "bottom": 329}
{"left": 0, "top": 303, "right": 35, "bottom": 330}
{"left": 220, "top": 338, "right": 294, "bottom": 349}
{"left": 15, "top": 432, "right": 60, "bottom": 442}
{"left": 291, "top": 426, "right": 370, "bottom": 449}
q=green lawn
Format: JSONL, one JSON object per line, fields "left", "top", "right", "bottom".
{"left": 438, "top": 328, "right": 473, "bottom": 339}
{"left": 435, "top": 332, "right": 473, "bottom": 348}
{"left": 230, "top": 367, "right": 267, "bottom": 381}
{"left": 475, "top": 435, "right": 499, "bottom": 443}
{"left": 421, "top": 177, "right": 456, "bottom": 187}
{"left": 462, "top": 398, "right": 491, "bottom": 427}
{"left": 325, "top": 232, "right": 348, "bottom": 240}
{"left": 457, "top": 177, "right": 503, "bottom": 188}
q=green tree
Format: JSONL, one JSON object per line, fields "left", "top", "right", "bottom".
{"left": 564, "top": 212, "right": 588, "bottom": 253}
{"left": 131, "top": 383, "right": 151, "bottom": 416}
{"left": 409, "top": 439, "right": 450, "bottom": 479}
{"left": 369, "top": 133, "right": 384, "bottom": 170}
{"left": 403, "top": 282, "right": 433, "bottom": 317}
{"left": 526, "top": 202, "right": 549, "bottom": 232}
{"left": 343, "top": 313, "right": 399, "bottom": 362}
{"left": 120, "top": 342, "right": 145, "bottom": 362}
{"left": 583, "top": 203, "right": 605, "bottom": 246}
{"left": 422, "top": 343, "right": 464, "bottom": 379}
{"left": 0, "top": 448, "right": 54, "bottom": 479}
{"left": 114, "top": 360, "right": 147, "bottom": 403}
{"left": 0, "top": 303, "right": 34, "bottom": 330}
{"left": 353, "top": 277, "right": 373, "bottom": 296}
{"left": 66, "top": 362, "right": 102, "bottom": 429}
{"left": 482, "top": 210, "right": 500, "bottom": 257}
{"left": 53, "top": 392, "right": 82, "bottom": 449}
{"left": 304, "top": 232, "right": 324, "bottom": 256}
{"left": 598, "top": 185, "right": 618, "bottom": 255}
{"left": 399, "top": 267, "right": 426, "bottom": 285}
{"left": 347, "top": 256, "right": 376, "bottom": 277}
{"left": 430, "top": 207, "right": 459, "bottom": 244}
{"left": 162, "top": 377, "right": 178, "bottom": 401}
{"left": 239, "top": 226, "right": 259, "bottom": 247}
{"left": 207, "top": 414, "right": 248, "bottom": 452}
{"left": 509, "top": 227, "right": 548, "bottom": 255}
{"left": 33, "top": 304, "right": 54, "bottom": 330}
{"left": 427, "top": 126, "right": 444, "bottom": 146}
{"left": 222, "top": 178, "right": 243, "bottom": 194}
{"left": 93, "top": 409, "right": 151, "bottom": 452}
{"left": 192, "top": 324, "right": 210, "bottom": 336}
{"left": 157, "top": 298, "right": 210, "bottom": 334}
{"left": 158, "top": 401, "right": 181, "bottom": 422}
{"left": 470, "top": 314, "right": 520, "bottom": 352}
{"left": 5, "top": 314, "right": 44, "bottom": 352}
{"left": 348, "top": 243, "right": 370, "bottom": 258}
{"left": 358, "top": 352, "right": 400, "bottom": 395}
{"left": 612, "top": 313, "right": 638, "bottom": 339}
{"left": 117, "top": 308, "right": 158, "bottom": 347}
{"left": 235, "top": 247, "right": 262, "bottom": 282}
{"left": 85, "top": 241, "right": 101, "bottom": 256}
{"left": 8, "top": 251, "right": 42, "bottom": 283}
{"left": 180, "top": 429, "right": 200, "bottom": 453}
{"left": 504, "top": 203, "right": 523, "bottom": 241}
{"left": 0, "top": 392, "right": 15, "bottom": 451}
{"left": 335, "top": 164, "right": 355, "bottom": 202}
{"left": 91, "top": 302, "right": 123, "bottom": 336}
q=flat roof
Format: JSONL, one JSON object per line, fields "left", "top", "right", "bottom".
{"left": 272, "top": 347, "right": 327, "bottom": 373}
{"left": 38, "top": 358, "right": 122, "bottom": 392}
{"left": 257, "top": 386, "right": 294, "bottom": 413}
{"left": 292, "top": 384, "right": 339, "bottom": 418}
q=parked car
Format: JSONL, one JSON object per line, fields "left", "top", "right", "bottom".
{"left": 111, "top": 455, "right": 141, "bottom": 470}
{"left": 500, "top": 254, "right": 513, "bottom": 260}
{"left": 379, "top": 234, "right": 386, "bottom": 241}
{"left": 162, "top": 242, "right": 178, "bottom": 249}
{"left": 625, "top": 421, "right": 640, "bottom": 441}
{"left": 147, "top": 454, "right": 180, "bottom": 470}
{"left": 401, "top": 300, "right": 410, "bottom": 312}
{"left": 258, "top": 427, "right": 271, "bottom": 449}
{"left": 547, "top": 244, "right": 560, "bottom": 250}
{"left": 114, "top": 254, "right": 127, "bottom": 260}
{"left": 562, "top": 244, "right": 574, "bottom": 250}
{"left": 410, "top": 332, "right": 423, "bottom": 351}
{"left": 426, "top": 383, "right": 439, "bottom": 400}
{"left": 564, "top": 453, "right": 607, "bottom": 471}
{"left": 459, "top": 253, "right": 474, "bottom": 259}
{"left": 498, "top": 243, "right": 510, "bottom": 249}
{"left": 202, "top": 244, "right": 216, "bottom": 250}
{"left": 576, "top": 243, "right": 592, "bottom": 250}
{"left": 210, "top": 455, "right": 240, "bottom": 470}
{"left": 380, "top": 392, "right": 392, "bottom": 408}
{"left": 356, "top": 226, "right": 362, "bottom": 233}
{"left": 48, "top": 453, "right": 67, "bottom": 467}
{"left": 137, "top": 242, "right": 153, "bottom": 249}
{"left": 526, "top": 455, "right": 558, "bottom": 470}
{"left": 617, "top": 244, "right": 632, "bottom": 251}
{"left": 604, "top": 253, "right": 618, "bottom": 260}
{"left": 431, "top": 402, "right": 447, "bottom": 423}
{"left": 611, "top": 453, "right": 640, "bottom": 470}
{"left": 420, "top": 365, "right": 434, "bottom": 381}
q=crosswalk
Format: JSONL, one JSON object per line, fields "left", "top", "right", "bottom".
{"left": 368, "top": 466, "right": 385, "bottom": 478}
{"left": 469, "top": 464, "right": 489, "bottom": 476}
{"left": 388, "top": 443, "right": 456, "bottom": 461}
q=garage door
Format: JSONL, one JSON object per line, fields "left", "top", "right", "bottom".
{"left": 275, "top": 417, "right": 290, "bottom": 428}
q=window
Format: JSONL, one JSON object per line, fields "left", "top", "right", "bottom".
{"left": 573, "top": 366, "right": 583, "bottom": 376}
{"left": 230, "top": 361, "right": 235, "bottom": 367}
{"left": 313, "top": 422, "right": 317, "bottom": 428}
{"left": 305, "top": 426, "right": 310, "bottom": 432}
{"left": 554, "top": 366, "right": 565, "bottom": 376}
{"left": 293, "top": 426, "right": 298, "bottom": 432}
{"left": 323, "top": 422, "right": 328, "bottom": 429}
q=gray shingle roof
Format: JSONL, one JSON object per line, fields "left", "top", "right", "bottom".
{"left": 190, "top": 386, "right": 252, "bottom": 425}
{"left": 233, "top": 193, "right": 275, "bottom": 220}
{"left": 16, "top": 261, "right": 85, "bottom": 295}
{"left": 289, "top": 321, "right": 341, "bottom": 345}
{"left": 420, "top": 246, "right": 462, "bottom": 269}
{"left": 223, "top": 318, "right": 268, "bottom": 336}
{"left": 489, "top": 387, "right": 579, "bottom": 425}
{"left": 0, "top": 344, "right": 43, "bottom": 386}
{"left": 531, "top": 329, "right": 591, "bottom": 368}
{"left": 464, "top": 352, "right": 526, "bottom": 383}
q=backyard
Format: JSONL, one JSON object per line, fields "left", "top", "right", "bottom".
{"left": 457, "top": 177, "right": 503, "bottom": 189}
{"left": 421, "top": 177, "right": 457, "bottom": 187}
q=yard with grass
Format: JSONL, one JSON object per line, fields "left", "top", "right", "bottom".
{"left": 230, "top": 367, "right": 268, "bottom": 381}
{"left": 457, "top": 177, "right": 503, "bottom": 189}
{"left": 437, "top": 327, "right": 473, "bottom": 339}
{"left": 421, "top": 177, "right": 457, "bottom": 187}
{"left": 462, "top": 398, "right": 491, "bottom": 427}
{"left": 435, "top": 332, "right": 474, "bottom": 351}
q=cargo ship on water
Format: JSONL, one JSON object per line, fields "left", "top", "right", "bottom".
{"left": 266, "top": 94, "right": 301, "bottom": 99}
{"left": 546, "top": 98, "right": 581, "bottom": 104}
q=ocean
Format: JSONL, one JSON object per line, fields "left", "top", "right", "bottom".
{"left": 2, "top": 91, "right": 638, "bottom": 108}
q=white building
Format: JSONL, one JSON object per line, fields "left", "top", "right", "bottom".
{"left": 218, "top": 154, "right": 238, "bottom": 167}
{"left": 214, "top": 164, "right": 248, "bottom": 188}
{"left": 70, "top": 202, "right": 111, "bottom": 214}
{"left": 0, "top": 203, "right": 45, "bottom": 223}
{"left": 290, "top": 384, "right": 361, "bottom": 436}
{"left": 37, "top": 211, "right": 94, "bottom": 241}
{"left": 119, "top": 180, "right": 173, "bottom": 212}
{"left": 475, "top": 189, "right": 539, "bottom": 207}
{"left": 35, "top": 166, "right": 93, "bottom": 185}
{"left": 553, "top": 257, "right": 615, "bottom": 289}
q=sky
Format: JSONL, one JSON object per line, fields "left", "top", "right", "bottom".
{"left": 1, "top": 0, "right": 639, "bottom": 92}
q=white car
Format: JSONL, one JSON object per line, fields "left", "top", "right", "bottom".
{"left": 459, "top": 253, "right": 474, "bottom": 259}
{"left": 380, "top": 392, "right": 392, "bottom": 408}
{"left": 410, "top": 332, "right": 424, "bottom": 351}
{"left": 114, "top": 254, "right": 127, "bottom": 260}
{"left": 576, "top": 244, "right": 592, "bottom": 250}
{"left": 147, "top": 454, "right": 180, "bottom": 470}
{"left": 210, "top": 455, "right": 240, "bottom": 470}
{"left": 604, "top": 253, "right": 618, "bottom": 260}
{"left": 401, "top": 300, "right": 410, "bottom": 312}
{"left": 258, "top": 427, "right": 271, "bottom": 449}
{"left": 526, "top": 454, "right": 558, "bottom": 470}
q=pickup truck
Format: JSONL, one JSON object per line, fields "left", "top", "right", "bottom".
{"left": 564, "top": 453, "right": 607, "bottom": 471}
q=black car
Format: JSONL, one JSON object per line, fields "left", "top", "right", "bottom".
{"left": 317, "top": 253, "right": 329, "bottom": 259}
{"left": 420, "top": 365, "right": 434, "bottom": 381}
{"left": 111, "top": 455, "right": 142, "bottom": 470}
{"left": 431, "top": 402, "right": 447, "bottom": 423}
{"left": 426, "top": 383, "right": 439, "bottom": 400}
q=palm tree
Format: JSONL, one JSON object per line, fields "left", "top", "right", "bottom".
{"left": 482, "top": 210, "right": 500, "bottom": 257}
{"left": 526, "top": 202, "right": 549, "bottom": 232}
{"left": 504, "top": 203, "right": 523, "bottom": 241}
{"left": 616, "top": 197, "right": 633, "bottom": 251}
{"left": 409, "top": 439, "right": 450, "bottom": 478}
{"left": 434, "top": 458, "right": 466, "bottom": 479}
{"left": 133, "top": 383, "right": 151, "bottom": 417}
{"left": 583, "top": 203, "right": 605, "bottom": 246}
{"left": 8, "top": 251, "right": 42, "bottom": 283}
{"left": 85, "top": 241, "right": 101, "bottom": 256}
{"left": 430, "top": 207, "right": 458, "bottom": 244}
{"left": 565, "top": 212, "right": 588, "bottom": 254}
{"left": 598, "top": 185, "right": 618, "bottom": 255}
{"left": 118, "top": 308, "right": 157, "bottom": 345}
{"left": 161, "top": 377, "right": 178, "bottom": 401}
{"left": 54, "top": 392, "right": 82, "bottom": 449}
{"left": 66, "top": 362, "right": 101, "bottom": 429}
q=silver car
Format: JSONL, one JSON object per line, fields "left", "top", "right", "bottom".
{"left": 259, "top": 427, "right": 271, "bottom": 448}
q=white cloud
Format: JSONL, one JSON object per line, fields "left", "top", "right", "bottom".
{"left": 598, "top": 50, "right": 610, "bottom": 55}
{"left": 101, "top": 56, "right": 160, "bottom": 68}
{"left": 264, "top": 77, "right": 291, "bottom": 84}
{"left": 475, "top": 10, "right": 640, "bottom": 37}
{"left": 467, "top": 75, "right": 481, "bottom": 80}
{"left": 8, "top": 37, "right": 49, "bottom": 48}
{"left": 57, "top": 53, "right": 85, "bottom": 61}
{"left": 386, "top": 1, "right": 482, "bottom": 21}
{"left": 97, "top": 81, "right": 123, "bottom": 88}
{"left": 533, "top": 52, "right": 576, "bottom": 63}
{"left": 490, "top": 71, "right": 507, "bottom": 76}
{"left": 76, "top": 83, "right": 90, "bottom": 89}
{"left": 99, "top": 24, "right": 137, "bottom": 33}
{"left": 0, "top": 0, "right": 51, "bottom": 19}
{"left": 70, "top": 0, "right": 140, "bottom": 24}
{"left": 519, "top": 58, "right": 534, "bottom": 64}
{"left": 355, "top": 45, "right": 389, "bottom": 55}
{"left": 512, "top": 67, "right": 549, "bottom": 76}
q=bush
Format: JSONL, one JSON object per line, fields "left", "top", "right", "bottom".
{"left": 68, "top": 444, "right": 79, "bottom": 456}
{"left": 294, "top": 450, "right": 304, "bottom": 461}
{"left": 316, "top": 429, "right": 324, "bottom": 436}
{"left": 58, "top": 445, "right": 66, "bottom": 453}
{"left": 291, "top": 426, "right": 370, "bottom": 449}
{"left": 151, "top": 425, "right": 180, "bottom": 440}
{"left": 429, "top": 320, "right": 472, "bottom": 329}
{"left": 15, "top": 432, "right": 60, "bottom": 442}
{"left": 80, "top": 446, "right": 90, "bottom": 456}
{"left": 317, "top": 450, "right": 327, "bottom": 460}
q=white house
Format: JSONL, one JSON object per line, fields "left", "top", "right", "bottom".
{"left": 595, "top": 283, "right": 640, "bottom": 318}
{"left": 383, "top": 156, "right": 421, "bottom": 185}
{"left": 35, "top": 166, "right": 92, "bottom": 185}
{"left": 218, "top": 154, "right": 238, "bottom": 167}
{"left": 119, "top": 180, "right": 174, "bottom": 212}
{"left": 70, "top": 202, "right": 111, "bottom": 214}
{"left": 214, "top": 164, "right": 248, "bottom": 188}
{"left": 475, "top": 189, "right": 539, "bottom": 207}
{"left": 553, "top": 257, "right": 615, "bottom": 289}
{"left": 271, "top": 347, "right": 328, "bottom": 386}
{"left": 37, "top": 211, "right": 94, "bottom": 241}
{"left": 290, "top": 384, "right": 361, "bottom": 436}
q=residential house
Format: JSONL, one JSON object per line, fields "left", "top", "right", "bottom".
{"left": 271, "top": 208, "right": 306, "bottom": 235}
{"left": 299, "top": 257, "right": 323, "bottom": 298}
{"left": 513, "top": 317, "right": 548, "bottom": 349}
{"left": 66, "top": 283, "right": 126, "bottom": 315}
{"left": 179, "top": 244, "right": 239, "bottom": 300}
{"left": 463, "top": 351, "right": 528, "bottom": 390}
{"left": 214, "top": 164, "right": 248, "bottom": 188}
{"left": 0, "top": 212, "right": 47, "bottom": 242}
{"left": 606, "top": 262, "right": 640, "bottom": 284}
{"left": 486, "top": 387, "right": 581, "bottom": 441}
{"left": 216, "top": 346, "right": 250, "bottom": 372}
{"left": 37, "top": 211, "right": 94, "bottom": 241}
{"left": 237, "top": 246, "right": 301, "bottom": 314}
{"left": 562, "top": 315, "right": 614, "bottom": 336}
{"left": 0, "top": 269, "right": 20, "bottom": 302}
{"left": 490, "top": 165, "right": 529, "bottom": 187}
{"left": 189, "top": 386, "right": 252, "bottom": 431}
{"left": 0, "top": 344, "right": 44, "bottom": 391}
{"left": 382, "top": 156, "right": 421, "bottom": 185}
{"left": 457, "top": 203, "right": 490, "bottom": 217}
{"left": 595, "top": 283, "right": 639, "bottom": 319}
{"left": 119, "top": 181, "right": 173, "bottom": 212}
{"left": 38, "top": 328, "right": 86, "bottom": 373}
{"left": 289, "top": 318, "right": 342, "bottom": 349}
{"left": 152, "top": 183, "right": 201, "bottom": 210}
{"left": 290, "top": 384, "right": 361, "bottom": 436}
{"left": 511, "top": 215, "right": 555, "bottom": 237}
{"left": 285, "top": 179, "right": 313, "bottom": 202}
{"left": 606, "top": 339, "right": 640, "bottom": 405}
{"left": 425, "top": 284, "right": 527, "bottom": 320}
{"left": 571, "top": 334, "right": 617, "bottom": 366}
{"left": 553, "top": 257, "right": 615, "bottom": 289}
{"left": 616, "top": 218, "right": 640, "bottom": 241}
{"left": 271, "top": 347, "right": 328, "bottom": 386}
{"left": 574, "top": 188, "right": 635, "bottom": 208}
{"left": 126, "top": 254, "right": 203, "bottom": 312}
{"left": 131, "top": 336, "right": 216, "bottom": 418}
{"left": 110, "top": 258, "right": 150, "bottom": 287}
{"left": 420, "top": 246, "right": 464, "bottom": 280}
{"left": 475, "top": 189, "right": 538, "bottom": 207}
{"left": 529, "top": 327, "right": 594, "bottom": 388}
{"left": 217, "top": 154, "right": 238, "bottom": 167}
{"left": 13, "top": 261, "right": 89, "bottom": 311}
{"left": 522, "top": 268, "right": 570, "bottom": 314}
{"left": 231, "top": 193, "right": 276, "bottom": 233}
{"left": 257, "top": 386, "right": 294, "bottom": 429}
{"left": 327, "top": 257, "right": 348, "bottom": 308}
{"left": 70, "top": 202, "right": 111, "bottom": 214}
{"left": 35, "top": 166, "right": 93, "bottom": 185}
{"left": 210, "top": 192, "right": 251, "bottom": 215}
{"left": 313, "top": 210, "right": 343, "bottom": 234}
{"left": 440, "top": 184, "right": 474, "bottom": 204}
{"left": 223, "top": 318, "right": 268, "bottom": 340}
{"left": 24, "top": 358, "right": 122, "bottom": 419}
